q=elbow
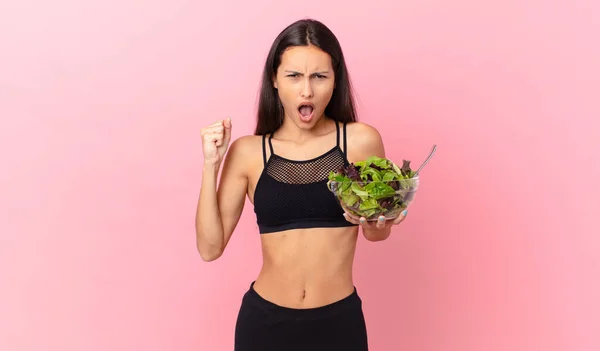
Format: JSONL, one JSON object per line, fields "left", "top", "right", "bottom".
{"left": 363, "top": 229, "right": 392, "bottom": 242}
{"left": 364, "top": 235, "right": 389, "bottom": 242}
{"left": 197, "top": 243, "right": 223, "bottom": 262}
{"left": 200, "top": 253, "right": 222, "bottom": 262}
{"left": 198, "top": 247, "right": 223, "bottom": 262}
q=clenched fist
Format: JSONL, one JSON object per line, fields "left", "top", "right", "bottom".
{"left": 201, "top": 117, "right": 232, "bottom": 166}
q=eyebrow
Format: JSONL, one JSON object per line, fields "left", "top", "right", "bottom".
{"left": 284, "top": 70, "right": 330, "bottom": 75}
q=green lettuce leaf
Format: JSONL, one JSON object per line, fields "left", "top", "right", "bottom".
{"left": 328, "top": 156, "right": 417, "bottom": 220}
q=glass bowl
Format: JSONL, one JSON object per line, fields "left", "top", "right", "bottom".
{"left": 327, "top": 177, "right": 419, "bottom": 221}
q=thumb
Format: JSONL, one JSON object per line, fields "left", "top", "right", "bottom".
{"left": 393, "top": 209, "right": 408, "bottom": 224}
{"left": 222, "top": 116, "right": 232, "bottom": 145}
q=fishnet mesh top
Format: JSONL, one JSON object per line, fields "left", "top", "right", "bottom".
{"left": 253, "top": 122, "right": 358, "bottom": 234}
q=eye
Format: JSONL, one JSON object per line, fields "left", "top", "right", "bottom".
{"left": 316, "top": 74, "right": 327, "bottom": 79}
{"left": 286, "top": 73, "right": 299, "bottom": 78}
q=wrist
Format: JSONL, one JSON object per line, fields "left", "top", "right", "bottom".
{"left": 202, "top": 161, "right": 221, "bottom": 174}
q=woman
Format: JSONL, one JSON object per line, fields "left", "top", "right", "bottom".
{"left": 196, "top": 18, "right": 408, "bottom": 351}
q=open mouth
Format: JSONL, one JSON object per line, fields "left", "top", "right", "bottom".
{"left": 297, "top": 103, "right": 315, "bottom": 122}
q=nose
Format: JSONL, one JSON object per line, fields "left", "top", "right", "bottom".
{"left": 300, "top": 77, "right": 313, "bottom": 98}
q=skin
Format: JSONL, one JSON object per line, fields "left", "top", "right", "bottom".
{"left": 196, "top": 45, "right": 407, "bottom": 309}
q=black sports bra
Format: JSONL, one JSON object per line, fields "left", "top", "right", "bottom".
{"left": 253, "top": 122, "right": 358, "bottom": 234}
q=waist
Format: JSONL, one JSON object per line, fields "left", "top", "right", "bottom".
{"left": 254, "top": 226, "right": 358, "bottom": 308}
{"left": 253, "top": 273, "right": 356, "bottom": 309}
{"left": 244, "top": 280, "right": 362, "bottom": 318}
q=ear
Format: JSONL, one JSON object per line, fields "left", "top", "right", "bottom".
{"left": 272, "top": 75, "right": 278, "bottom": 89}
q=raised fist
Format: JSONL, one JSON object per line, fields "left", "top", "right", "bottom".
{"left": 200, "top": 117, "right": 232, "bottom": 165}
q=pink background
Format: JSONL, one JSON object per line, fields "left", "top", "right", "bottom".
{"left": 1, "top": 1, "right": 599, "bottom": 350}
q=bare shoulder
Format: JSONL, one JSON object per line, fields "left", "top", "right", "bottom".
{"left": 345, "top": 121, "right": 386, "bottom": 161}
{"left": 223, "top": 134, "right": 264, "bottom": 175}
{"left": 229, "top": 134, "right": 263, "bottom": 152}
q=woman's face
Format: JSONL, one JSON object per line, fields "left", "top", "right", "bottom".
{"left": 273, "top": 45, "right": 335, "bottom": 129}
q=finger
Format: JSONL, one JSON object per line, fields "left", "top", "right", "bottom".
{"left": 343, "top": 213, "right": 360, "bottom": 224}
{"left": 201, "top": 125, "right": 225, "bottom": 136}
{"left": 223, "top": 116, "right": 232, "bottom": 129}
{"left": 344, "top": 210, "right": 360, "bottom": 221}
{"left": 203, "top": 131, "right": 223, "bottom": 139}
{"left": 200, "top": 122, "right": 224, "bottom": 136}
{"left": 204, "top": 132, "right": 223, "bottom": 145}
{"left": 358, "top": 217, "right": 373, "bottom": 229}
{"left": 392, "top": 210, "right": 408, "bottom": 225}
{"left": 223, "top": 116, "right": 232, "bottom": 146}
{"left": 376, "top": 216, "right": 386, "bottom": 229}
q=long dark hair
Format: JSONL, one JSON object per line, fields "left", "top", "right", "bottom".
{"left": 254, "top": 19, "right": 358, "bottom": 135}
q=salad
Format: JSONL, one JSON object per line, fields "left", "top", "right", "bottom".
{"left": 327, "top": 156, "right": 418, "bottom": 220}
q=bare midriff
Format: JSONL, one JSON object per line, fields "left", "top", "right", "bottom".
{"left": 252, "top": 225, "right": 359, "bottom": 309}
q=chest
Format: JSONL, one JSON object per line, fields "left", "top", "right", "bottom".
{"left": 252, "top": 148, "right": 348, "bottom": 222}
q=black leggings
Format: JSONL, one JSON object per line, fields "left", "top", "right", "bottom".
{"left": 234, "top": 282, "right": 369, "bottom": 351}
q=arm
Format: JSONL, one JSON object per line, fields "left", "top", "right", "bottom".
{"left": 195, "top": 137, "right": 249, "bottom": 261}
{"left": 346, "top": 122, "right": 397, "bottom": 242}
